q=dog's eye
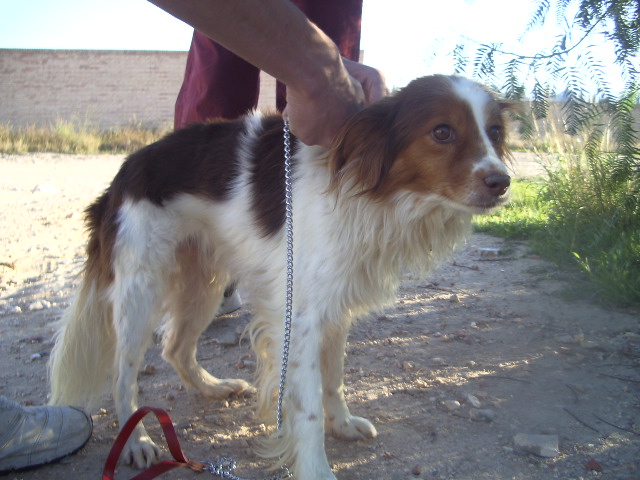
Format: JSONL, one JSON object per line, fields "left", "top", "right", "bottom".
{"left": 432, "top": 125, "right": 454, "bottom": 143}
{"left": 488, "top": 126, "right": 502, "bottom": 143}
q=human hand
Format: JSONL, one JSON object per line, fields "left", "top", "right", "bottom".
{"left": 283, "top": 61, "right": 387, "bottom": 148}
{"left": 342, "top": 58, "right": 388, "bottom": 105}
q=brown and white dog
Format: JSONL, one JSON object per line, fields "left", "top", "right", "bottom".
{"left": 49, "top": 75, "right": 511, "bottom": 479}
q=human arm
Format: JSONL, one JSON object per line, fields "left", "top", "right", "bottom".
{"left": 148, "top": 0, "right": 386, "bottom": 146}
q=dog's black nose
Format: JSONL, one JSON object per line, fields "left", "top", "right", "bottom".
{"left": 484, "top": 173, "right": 511, "bottom": 196}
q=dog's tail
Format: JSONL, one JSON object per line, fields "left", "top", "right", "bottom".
{"left": 49, "top": 195, "right": 116, "bottom": 410}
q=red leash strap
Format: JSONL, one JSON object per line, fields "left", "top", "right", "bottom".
{"left": 102, "top": 406, "right": 207, "bottom": 480}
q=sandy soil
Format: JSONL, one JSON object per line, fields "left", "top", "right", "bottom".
{"left": 1, "top": 153, "right": 638, "bottom": 480}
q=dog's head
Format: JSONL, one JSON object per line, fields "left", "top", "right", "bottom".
{"left": 329, "top": 75, "right": 513, "bottom": 213}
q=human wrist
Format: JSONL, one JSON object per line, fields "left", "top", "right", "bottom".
{"left": 282, "top": 29, "right": 349, "bottom": 100}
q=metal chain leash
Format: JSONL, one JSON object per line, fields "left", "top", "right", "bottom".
{"left": 201, "top": 120, "right": 294, "bottom": 480}
{"left": 277, "top": 119, "right": 294, "bottom": 432}
{"left": 200, "top": 457, "right": 290, "bottom": 480}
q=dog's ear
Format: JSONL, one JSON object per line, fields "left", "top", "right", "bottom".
{"left": 328, "top": 96, "right": 402, "bottom": 196}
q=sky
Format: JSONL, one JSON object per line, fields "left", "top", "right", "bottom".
{"left": 0, "top": 0, "right": 628, "bottom": 93}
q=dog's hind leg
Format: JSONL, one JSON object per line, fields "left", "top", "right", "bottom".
{"left": 162, "top": 243, "right": 251, "bottom": 398}
{"left": 321, "top": 324, "right": 377, "bottom": 441}
{"left": 110, "top": 253, "right": 167, "bottom": 468}
{"left": 108, "top": 200, "right": 184, "bottom": 468}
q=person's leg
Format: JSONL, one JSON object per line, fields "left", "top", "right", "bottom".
{"left": 0, "top": 397, "right": 92, "bottom": 473}
{"left": 175, "top": 31, "right": 261, "bottom": 129}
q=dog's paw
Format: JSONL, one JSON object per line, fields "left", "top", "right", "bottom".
{"left": 200, "top": 378, "right": 253, "bottom": 399}
{"left": 327, "top": 415, "right": 377, "bottom": 441}
{"left": 123, "top": 435, "right": 161, "bottom": 469}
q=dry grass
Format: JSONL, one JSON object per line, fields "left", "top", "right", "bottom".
{"left": 0, "top": 121, "right": 170, "bottom": 154}
{"left": 4, "top": 116, "right": 638, "bottom": 306}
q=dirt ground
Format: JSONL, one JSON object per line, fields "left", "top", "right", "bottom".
{"left": 1, "top": 152, "right": 638, "bottom": 480}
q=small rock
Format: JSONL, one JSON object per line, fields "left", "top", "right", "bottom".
{"left": 32, "top": 184, "right": 59, "bottom": 194}
{"left": 20, "top": 336, "right": 44, "bottom": 344}
{"left": 411, "top": 464, "right": 422, "bottom": 476}
{"left": 214, "top": 330, "right": 241, "bottom": 346}
{"left": 449, "top": 294, "right": 461, "bottom": 304}
{"left": 177, "top": 421, "right": 192, "bottom": 431}
{"left": 141, "top": 364, "right": 156, "bottom": 375}
{"left": 30, "top": 351, "right": 48, "bottom": 361}
{"left": 469, "top": 408, "right": 495, "bottom": 422}
{"left": 243, "top": 360, "right": 256, "bottom": 369}
{"left": 431, "top": 357, "right": 447, "bottom": 365}
{"left": 465, "top": 394, "right": 482, "bottom": 408}
{"left": 28, "top": 300, "right": 51, "bottom": 311}
{"left": 442, "top": 400, "right": 461, "bottom": 412}
{"left": 165, "top": 393, "right": 175, "bottom": 402}
{"left": 478, "top": 247, "right": 501, "bottom": 257}
{"left": 236, "top": 359, "right": 256, "bottom": 370}
{"left": 513, "top": 433, "right": 560, "bottom": 458}
{"left": 402, "top": 361, "right": 415, "bottom": 372}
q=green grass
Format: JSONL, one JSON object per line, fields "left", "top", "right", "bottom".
{"left": 474, "top": 179, "right": 549, "bottom": 240}
{"left": 0, "top": 121, "right": 170, "bottom": 154}
{"left": 474, "top": 155, "right": 640, "bottom": 307}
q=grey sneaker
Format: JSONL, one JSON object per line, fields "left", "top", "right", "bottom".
{"left": 0, "top": 396, "right": 92, "bottom": 472}
{"left": 217, "top": 285, "right": 242, "bottom": 316}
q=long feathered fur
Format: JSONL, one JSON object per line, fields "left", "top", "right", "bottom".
{"left": 48, "top": 75, "right": 512, "bottom": 479}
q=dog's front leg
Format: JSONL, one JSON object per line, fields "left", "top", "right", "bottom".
{"left": 321, "top": 324, "right": 377, "bottom": 441}
{"left": 282, "top": 316, "right": 336, "bottom": 480}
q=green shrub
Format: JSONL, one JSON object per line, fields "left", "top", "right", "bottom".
{"left": 535, "top": 151, "right": 640, "bottom": 305}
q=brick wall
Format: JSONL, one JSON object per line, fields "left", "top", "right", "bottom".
{"left": 0, "top": 49, "right": 278, "bottom": 129}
